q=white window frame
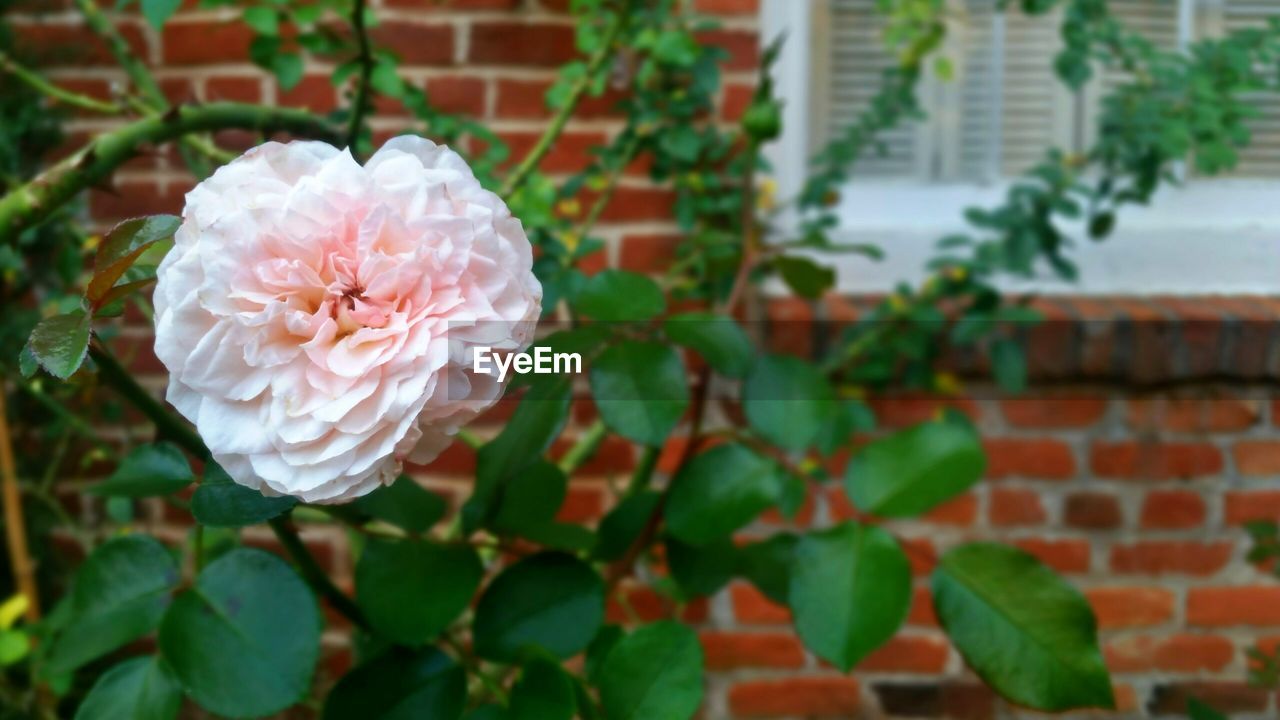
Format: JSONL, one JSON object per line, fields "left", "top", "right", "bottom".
{"left": 760, "top": 0, "right": 1280, "bottom": 295}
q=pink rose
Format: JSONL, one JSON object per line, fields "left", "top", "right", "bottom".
{"left": 153, "top": 138, "right": 541, "bottom": 503}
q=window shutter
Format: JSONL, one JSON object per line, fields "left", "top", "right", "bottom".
{"left": 956, "top": 0, "right": 1072, "bottom": 180}
{"left": 1218, "top": 0, "right": 1280, "bottom": 177}
{"left": 822, "top": 0, "right": 926, "bottom": 178}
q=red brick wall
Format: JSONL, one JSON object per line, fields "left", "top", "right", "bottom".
{"left": 9, "top": 0, "right": 1280, "bottom": 717}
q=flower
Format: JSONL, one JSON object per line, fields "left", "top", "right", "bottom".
{"left": 153, "top": 137, "right": 541, "bottom": 503}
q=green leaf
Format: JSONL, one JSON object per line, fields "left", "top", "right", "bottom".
{"left": 844, "top": 413, "right": 985, "bottom": 518}
{"left": 88, "top": 216, "right": 179, "bottom": 304}
{"left": 159, "top": 549, "right": 320, "bottom": 717}
{"left": 242, "top": 6, "right": 279, "bottom": 35}
{"left": 597, "top": 622, "right": 703, "bottom": 720}
{"left": 593, "top": 490, "right": 660, "bottom": 561}
{"left": 663, "top": 312, "right": 753, "bottom": 379}
{"left": 665, "top": 443, "right": 781, "bottom": 545}
{"left": 736, "top": 533, "right": 797, "bottom": 605}
{"left": 473, "top": 553, "right": 604, "bottom": 663}
{"left": 931, "top": 543, "right": 1113, "bottom": 711}
{"left": 666, "top": 536, "right": 736, "bottom": 598}
{"left": 355, "top": 539, "right": 482, "bottom": 645}
{"left": 774, "top": 256, "right": 835, "bottom": 299}
{"left": 353, "top": 476, "right": 446, "bottom": 533}
{"left": 493, "top": 461, "right": 567, "bottom": 536}
{"left": 272, "top": 52, "right": 304, "bottom": 91}
{"left": 24, "top": 310, "right": 91, "bottom": 380}
{"left": 139, "top": 0, "right": 181, "bottom": 29}
{"left": 464, "top": 378, "right": 571, "bottom": 533}
{"left": 742, "top": 354, "right": 834, "bottom": 451}
{"left": 191, "top": 462, "right": 297, "bottom": 527}
{"left": 74, "top": 656, "right": 182, "bottom": 720}
{"left": 509, "top": 657, "right": 576, "bottom": 720}
{"left": 573, "top": 270, "right": 665, "bottom": 321}
{"left": 789, "top": 522, "right": 911, "bottom": 671}
{"left": 991, "top": 338, "right": 1027, "bottom": 393}
{"left": 589, "top": 341, "right": 688, "bottom": 446}
{"left": 0, "top": 629, "right": 29, "bottom": 665}
{"left": 1187, "top": 698, "right": 1229, "bottom": 720}
{"left": 45, "top": 536, "right": 178, "bottom": 674}
{"left": 322, "top": 647, "right": 465, "bottom": 720}
{"left": 90, "top": 443, "right": 193, "bottom": 497}
{"left": 814, "top": 400, "right": 875, "bottom": 456}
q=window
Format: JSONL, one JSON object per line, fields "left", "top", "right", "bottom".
{"left": 812, "top": 0, "right": 1280, "bottom": 182}
{"left": 760, "top": 0, "right": 1280, "bottom": 294}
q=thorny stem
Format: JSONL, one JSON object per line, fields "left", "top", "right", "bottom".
{"left": 71, "top": 0, "right": 164, "bottom": 103}
{"left": 0, "top": 103, "right": 341, "bottom": 243}
{"left": 0, "top": 51, "right": 122, "bottom": 114}
{"left": 498, "top": 1, "right": 633, "bottom": 199}
{"left": 345, "top": 0, "right": 374, "bottom": 151}
{"left": 557, "top": 419, "right": 607, "bottom": 474}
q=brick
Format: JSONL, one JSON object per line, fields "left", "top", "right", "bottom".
{"left": 555, "top": 485, "right": 602, "bottom": 523}
{"left": 988, "top": 488, "right": 1046, "bottom": 526}
{"left": 425, "top": 76, "right": 486, "bottom": 117}
{"left": 499, "top": 130, "right": 605, "bottom": 174}
{"left": 721, "top": 82, "right": 755, "bottom": 121}
{"left": 872, "top": 683, "right": 995, "bottom": 720}
{"left": 1139, "top": 490, "right": 1206, "bottom": 529}
{"left": 495, "top": 77, "right": 625, "bottom": 119}
{"left": 1188, "top": 586, "right": 1280, "bottom": 626}
{"left": 469, "top": 21, "right": 577, "bottom": 66}
{"left": 596, "top": 188, "right": 678, "bottom": 222}
{"left": 1110, "top": 541, "right": 1232, "bottom": 576}
{"left": 369, "top": 22, "right": 455, "bottom": 65}
{"left": 695, "top": 0, "right": 760, "bottom": 14}
{"left": 1147, "top": 682, "right": 1270, "bottom": 715}
{"left": 606, "top": 584, "right": 707, "bottom": 624}
{"left": 204, "top": 76, "right": 263, "bottom": 103}
{"left": 1105, "top": 634, "right": 1235, "bottom": 673}
{"left": 914, "top": 494, "right": 975, "bottom": 526}
{"left": 699, "top": 631, "right": 805, "bottom": 670}
{"left": 728, "top": 677, "right": 862, "bottom": 718}
{"left": 1086, "top": 587, "right": 1175, "bottom": 629}
{"left": 1224, "top": 491, "right": 1280, "bottom": 524}
{"left": 869, "top": 395, "right": 979, "bottom": 429}
{"left": 279, "top": 75, "right": 337, "bottom": 113}
{"left": 52, "top": 78, "right": 112, "bottom": 115}
{"left": 696, "top": 29, "right": 759, "bottom": 71}
{"left": 1013, "top": 538, "right": 1091, "bottom": 573}
{"left": 550, "top": 433, "right": 634, "bottom": 475}
{"left": 162, "top": 21, "right": 254, "bottom": 65}
{"left": 1064, "top": 492, "right": 1123, "bottom": 529}
{"left": 907, "top": 587, "right": 938, "bottom": 627}
{"left": 90, "top": 181, "right": 190, "bottom": 221}
{"left": 1001, "top": 397, "right": 1107, "bottom": 428}
{"left": 859, "top": 636, "right": 949, "bottom": 673}
{"left": 1090, "top": 441, "right": 1223, "bottom": 480}
{"left": 1234, "top": 440, "right": 1280, "bottom": 476}
{"left": 1126, "top": 396, "right": 1260, "bottom": 433}
{"left": 619, "top": 234, "right": 681, "bottom": 274}
{"left": 730, "top": 582, "right": 790, "bottom": 625}
{"left": 983, "top": 438, "right": 1076, "bottom": 480}
{"left": 384, "top": 0, "right": 517, "bottom": 7}
{"left": 15, "top": 21, "right": 149, "bottom": 67}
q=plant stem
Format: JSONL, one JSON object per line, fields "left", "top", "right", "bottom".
{"left": 498, "top": 3, "right": 632, "bottom": 198}
{"left": 71, "top": 0, "right": 165, "bottom": 104}
{"left": 345, "top": 0, "right": 374, "bottom": 151}
{"left": 557, "top": 419, "right": 607, "bottom": 474}
{"left": 0, "top": 380, "right": 40, "bottom": 621}
{"left": 88, "top": 344, "right": 370, "bottom": 630}
{"left": 0, "top": 103, "right": 341, "bottom": 243}
{"left": 268, "top": 514, "right": 370, "bottom": 630}
{"left": 0, "top": 51, "right": 122, "bottom": 114}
